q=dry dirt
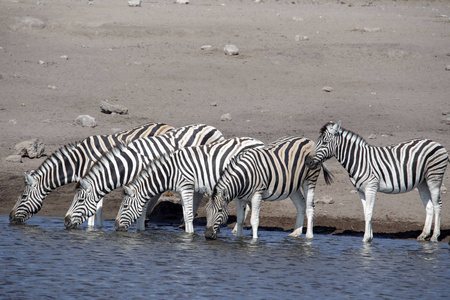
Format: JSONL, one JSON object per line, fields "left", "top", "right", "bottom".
{"left": 1, "top": 0, "right": 449, "bottom": 242}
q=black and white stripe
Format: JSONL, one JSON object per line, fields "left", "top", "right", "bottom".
{"left": 9, "top": 122, "right": 173, "bottom": 225}
{"left": 64, "top": 124, "right": 224, "bottom": 229}
{"left": 305, "top": 121, "right": 449, "bottom": 242}
{"left": 115, "top": 137, "right": 264, "bottom": 233}
{"left": 204, "top": 136, "right": 332, "bottom": 240}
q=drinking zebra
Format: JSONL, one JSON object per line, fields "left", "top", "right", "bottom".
{"left": 305, "top": 121, "right": 449, "bottom": 242}
{"left": 204, "top": 136, "right": 333, "bottom": 240}
{"left": 64, "top": 124, "right": 224, "bottom": 229}
{"left": 9, "top": 122, "right": 173, "bottom": 226}
{"left": 115, "top": 137, "right": 264, "bottom": 233}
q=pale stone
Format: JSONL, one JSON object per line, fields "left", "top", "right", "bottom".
{"left": 76, "top": 115, "right": 97, "bottom": 127}
{"left": 14, "top": 139, "right": 45, "bottom": 158}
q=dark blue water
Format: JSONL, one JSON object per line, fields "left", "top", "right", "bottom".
{"left": 1, "top": 215, "right": 449, "bottom": 299}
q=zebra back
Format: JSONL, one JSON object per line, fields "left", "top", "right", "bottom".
{"left": 10, "top": 122, "right": 172, "bottom": 223}
{"left": 216, "top": 136, "right": 324, "bottom": 202}
{"left": 128, "top": 137, "right": 265, "bottom": 199}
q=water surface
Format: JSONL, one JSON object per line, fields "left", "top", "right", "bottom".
{"left": 1, "top": 216, "right": 449, "bottom": 299}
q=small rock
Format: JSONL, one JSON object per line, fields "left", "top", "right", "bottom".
{"left": 295, "top": 35, "right": 309, "bottom": 41}
{"left": 15, "top": 139, "right": 45, "bottom": 158}
{"left": 362, "top": 27, "right": 381, "bottom": 32}
{"left": 293, "top": 17, "right": 303, "bottom": 22}
{"left": 444, "top": 114, "right": 450, "bottom": 125}
{"left": 176, "top": 0, "right": 189, "bottom": 3}
{"left": 14, "top": 17, "right": 46, "bottom": 30}
{"left": 6, "top": 155, "right": 23, "bottom": 163}
{"left": 316, "top": 196, "right": 334, "bottom": 205}
{"left": 76, "top": 115, "right": 97, "bottom": 127}
{"left": 100, "top": 101, "right": 128, "bottom": 115}
{"left": 445, "top": 65, "right": 450, "bottom": 71}
{"left": 48, "top": 85, "right": 57, "bottom": 90}
{"left": 38, "top": 60, "right": 45, "bottom": 65}
{"left": 368, "top": 134, "right": 377, "bottom": 139}
{"left": 9, "top": 119, "right": 17, "bottom": 125}
{"left": 127, "top": 0, "right": 141, "bottom": 7}
{"left": 224, "top": 45, "right": 239, "bottom": 56}
{"left": 60, "top": 55, "right": 68, "bottom": 60}
{"left": 210, "top": 102, "right": 218, "bottom": 107}
{"left": 322, "top": 86, "right": 333, "bottom": 92}
{"left": 350, "top": 190, "right": 358, "bottom": 194}
{"left": 201, "top": 45, "right": 214, "bottom": 50}
{"left": 221, "top": 113, "right": 232, "bottom": 121}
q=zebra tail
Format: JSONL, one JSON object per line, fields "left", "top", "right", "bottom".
{"left": 321, "top": 163, "right": 334, "bottom": 185}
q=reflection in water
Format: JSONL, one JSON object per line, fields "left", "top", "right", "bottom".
{"left": 1, "top": 215, "right": 449, "bottom": 299}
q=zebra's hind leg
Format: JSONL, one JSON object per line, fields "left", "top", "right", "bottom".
{"left": 288, "top": 191, "right": 306, "bottom": 238}
{"left": 417, "top": 181, "right": 433, "bottom": 241}
{"left": 249, "top": 192, "right": 264, "bottom": 239}
{"left": 234, "top": 199, "right": 248, "bottom": 237}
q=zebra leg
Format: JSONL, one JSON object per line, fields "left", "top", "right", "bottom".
{"left": 428, "top": 181, "right": 442, "bottom": 242}
{"left": 180, "top": 189, "right": 195, "bottom": 233}
{"left": 136, "top": 194, "right": 162, "bottom": 231}
{"left": 359, "top": 190, "right": 376, "bottom": 243}
{"left": 192, "top": 192, "right": 204, "bottom": 220}
{"left": 89, "top": 198, "right": 103, "bottom": 228}
{"left": 288, "top": 191, "right": 306, "bottom": 238}
{"left": 232, "top": 202, "right": 251, "bottom": 234}
{"left": 234, "top": 198, "right": 247, "bottom": 237}
{"left": 249, "top": 192, "right": 263, "bottom": 239}
{"left": 417, "top": 182, "right": 433, "bottom": 241}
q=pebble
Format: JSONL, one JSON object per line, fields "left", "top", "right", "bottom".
{"left": 444, "top": 114, "right": 450, "bottom": 125}
{"left": 176, "top": 0, "right": 189, "bottom": 3}
{"left": 292, "top": 17, "right": 304, "bottom": 22}
{"left": 15, "top": 139, "right": 45, "bottom": 158}
{"left": 100, "top": 101, "right": 128, "bottom": 115}
{"left": 221, "top": 113, "right": 232, "bottom": 121}
{"left": 322, "top": 86, "right": 333, "bottom": 92}
{"left": 316, "top": 195, "right": 334, "bottom": 205}
{"left": 445, "top": 65, "right": 450, "bottom": 71}
{"left": 127, "top": 0, "right": 141, "bottom": 7}
{"left": 224, "top": 45, "right": 239, "bottom": 56}
{"left": 201, "top": 45, "right": 214, "bottom": 51}
{"left": 362, "top": 27, "right": 381, "bottom": 32}
{"left": 6, "top": 155, "right": 23, "bottom": 163}
{"left": 76, "top": 115, "right": 97, "bottom": 127}
{"left": 14, "top": 17, "right": 46, "bottom": 30}
{"left": 295, "top": 35, "right": 309, "bottom": 41}
{"left": 368, "top": 134, "right": 377, "bottom": 139}
{"left": 48, "top": 85, "right": 57, "bottom": 90}
{"left": 60, "top": 55, "right": 69, "bottom": 60}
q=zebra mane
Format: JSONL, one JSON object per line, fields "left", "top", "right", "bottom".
{"left": 33, "top": 141, "right": 82, "bottom": 177}
{"left": 320, "top": 121, "right": 368, "bottom": 145}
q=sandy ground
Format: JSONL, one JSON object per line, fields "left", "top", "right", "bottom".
{"left": 1, "top": 0, "right": 449, "bottom": 241}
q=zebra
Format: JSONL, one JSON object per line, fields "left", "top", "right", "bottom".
{"left": 64, "top": 124, "right": 224, "bottom": 229}
{"left": 305, "top": 121, "right": 449, "bottom": 242}
{"left": 9, "top": 122, "right": 173, "bottom": 226}
{"left": 115, "top": 137, "right": 264, "bottom": 233}
{"left": 204, "top": 136, "right": 333, "bottom": 240}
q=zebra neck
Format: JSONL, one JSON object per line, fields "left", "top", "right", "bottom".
{"left": 335, "top": 130, "right": 369, "bottom": 177}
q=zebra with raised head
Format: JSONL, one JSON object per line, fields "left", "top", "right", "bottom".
{"left": 64, "top": 124, "right": 224, "bottom": 229}
{"left": 115, "top": 137, "right": 264, "bottom": 233}
{"left": 204, "top": 136, "right": 333, "bottom": 240}
{"left": 9, "top": 122, "right": 173, "bottom": 226}
{"left": 305, "top": 121, "right": 449, "bottom": 242}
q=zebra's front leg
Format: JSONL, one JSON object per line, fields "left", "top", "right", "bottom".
{"left": 89, "top": 198, "right": 103, "bottom": 228}
{"left": 417, "top": 182, "right": 433, "bottom": 241}
{"left": 249, "top": 192, "right": 263, "bottom": 239}
{"left": 429, "top": 181, "right": 442, "bottom": 242}
{"left": 232, "top": 202, "right": 251, "bottom": 234}
{"left": 234, "top": 198, "right": 247, "bottom": 237}
{"left": 288, "top": 191, "right": 306, "bottom": 238}
{"left": 180, "top": 189, "right": 195, "bottom": 233}
{"left": 359, "top": 190, "right": 376, "bottom": 243}
{"left": 136, "top": 194, "right": 162, "bottom": 231}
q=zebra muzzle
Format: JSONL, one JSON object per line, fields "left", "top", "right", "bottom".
{"left": 64, "top": 215, "right": 78, "bottom": 229}
{"left": 114, "top": 219, "right": 128, "bottom": 231}
{"left": 305, "top": 154, "right": 317, "bottom": 169}
{"left": 204, "top": 226, "right": 217, "bottom": 240}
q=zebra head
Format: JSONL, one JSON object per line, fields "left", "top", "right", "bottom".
{"left": 64, "top": 178, "right": 99, "bottom": 229}
{"left": 10, "top": 172, "right": 44, "bottom": 224}
{"left": 306, "top": 121, "right": 341, "bottom": 170}
{"left": 115, "top": 185, "right": 146, "bottom": 231}
{"left": 205, "top": 187, "right": 230, "bottom": 240}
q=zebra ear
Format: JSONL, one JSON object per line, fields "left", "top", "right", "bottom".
{"left": 331, "top": 121, "right": 341, "bottom": 136}
{"left": 24, "top": 172, "right": 36, "bottom": 187}
{"left": 79, "top": 178, "right": 91, "bottom": 192}
{"left": 123, "top": 185, "right": 135, "bottom": 197}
